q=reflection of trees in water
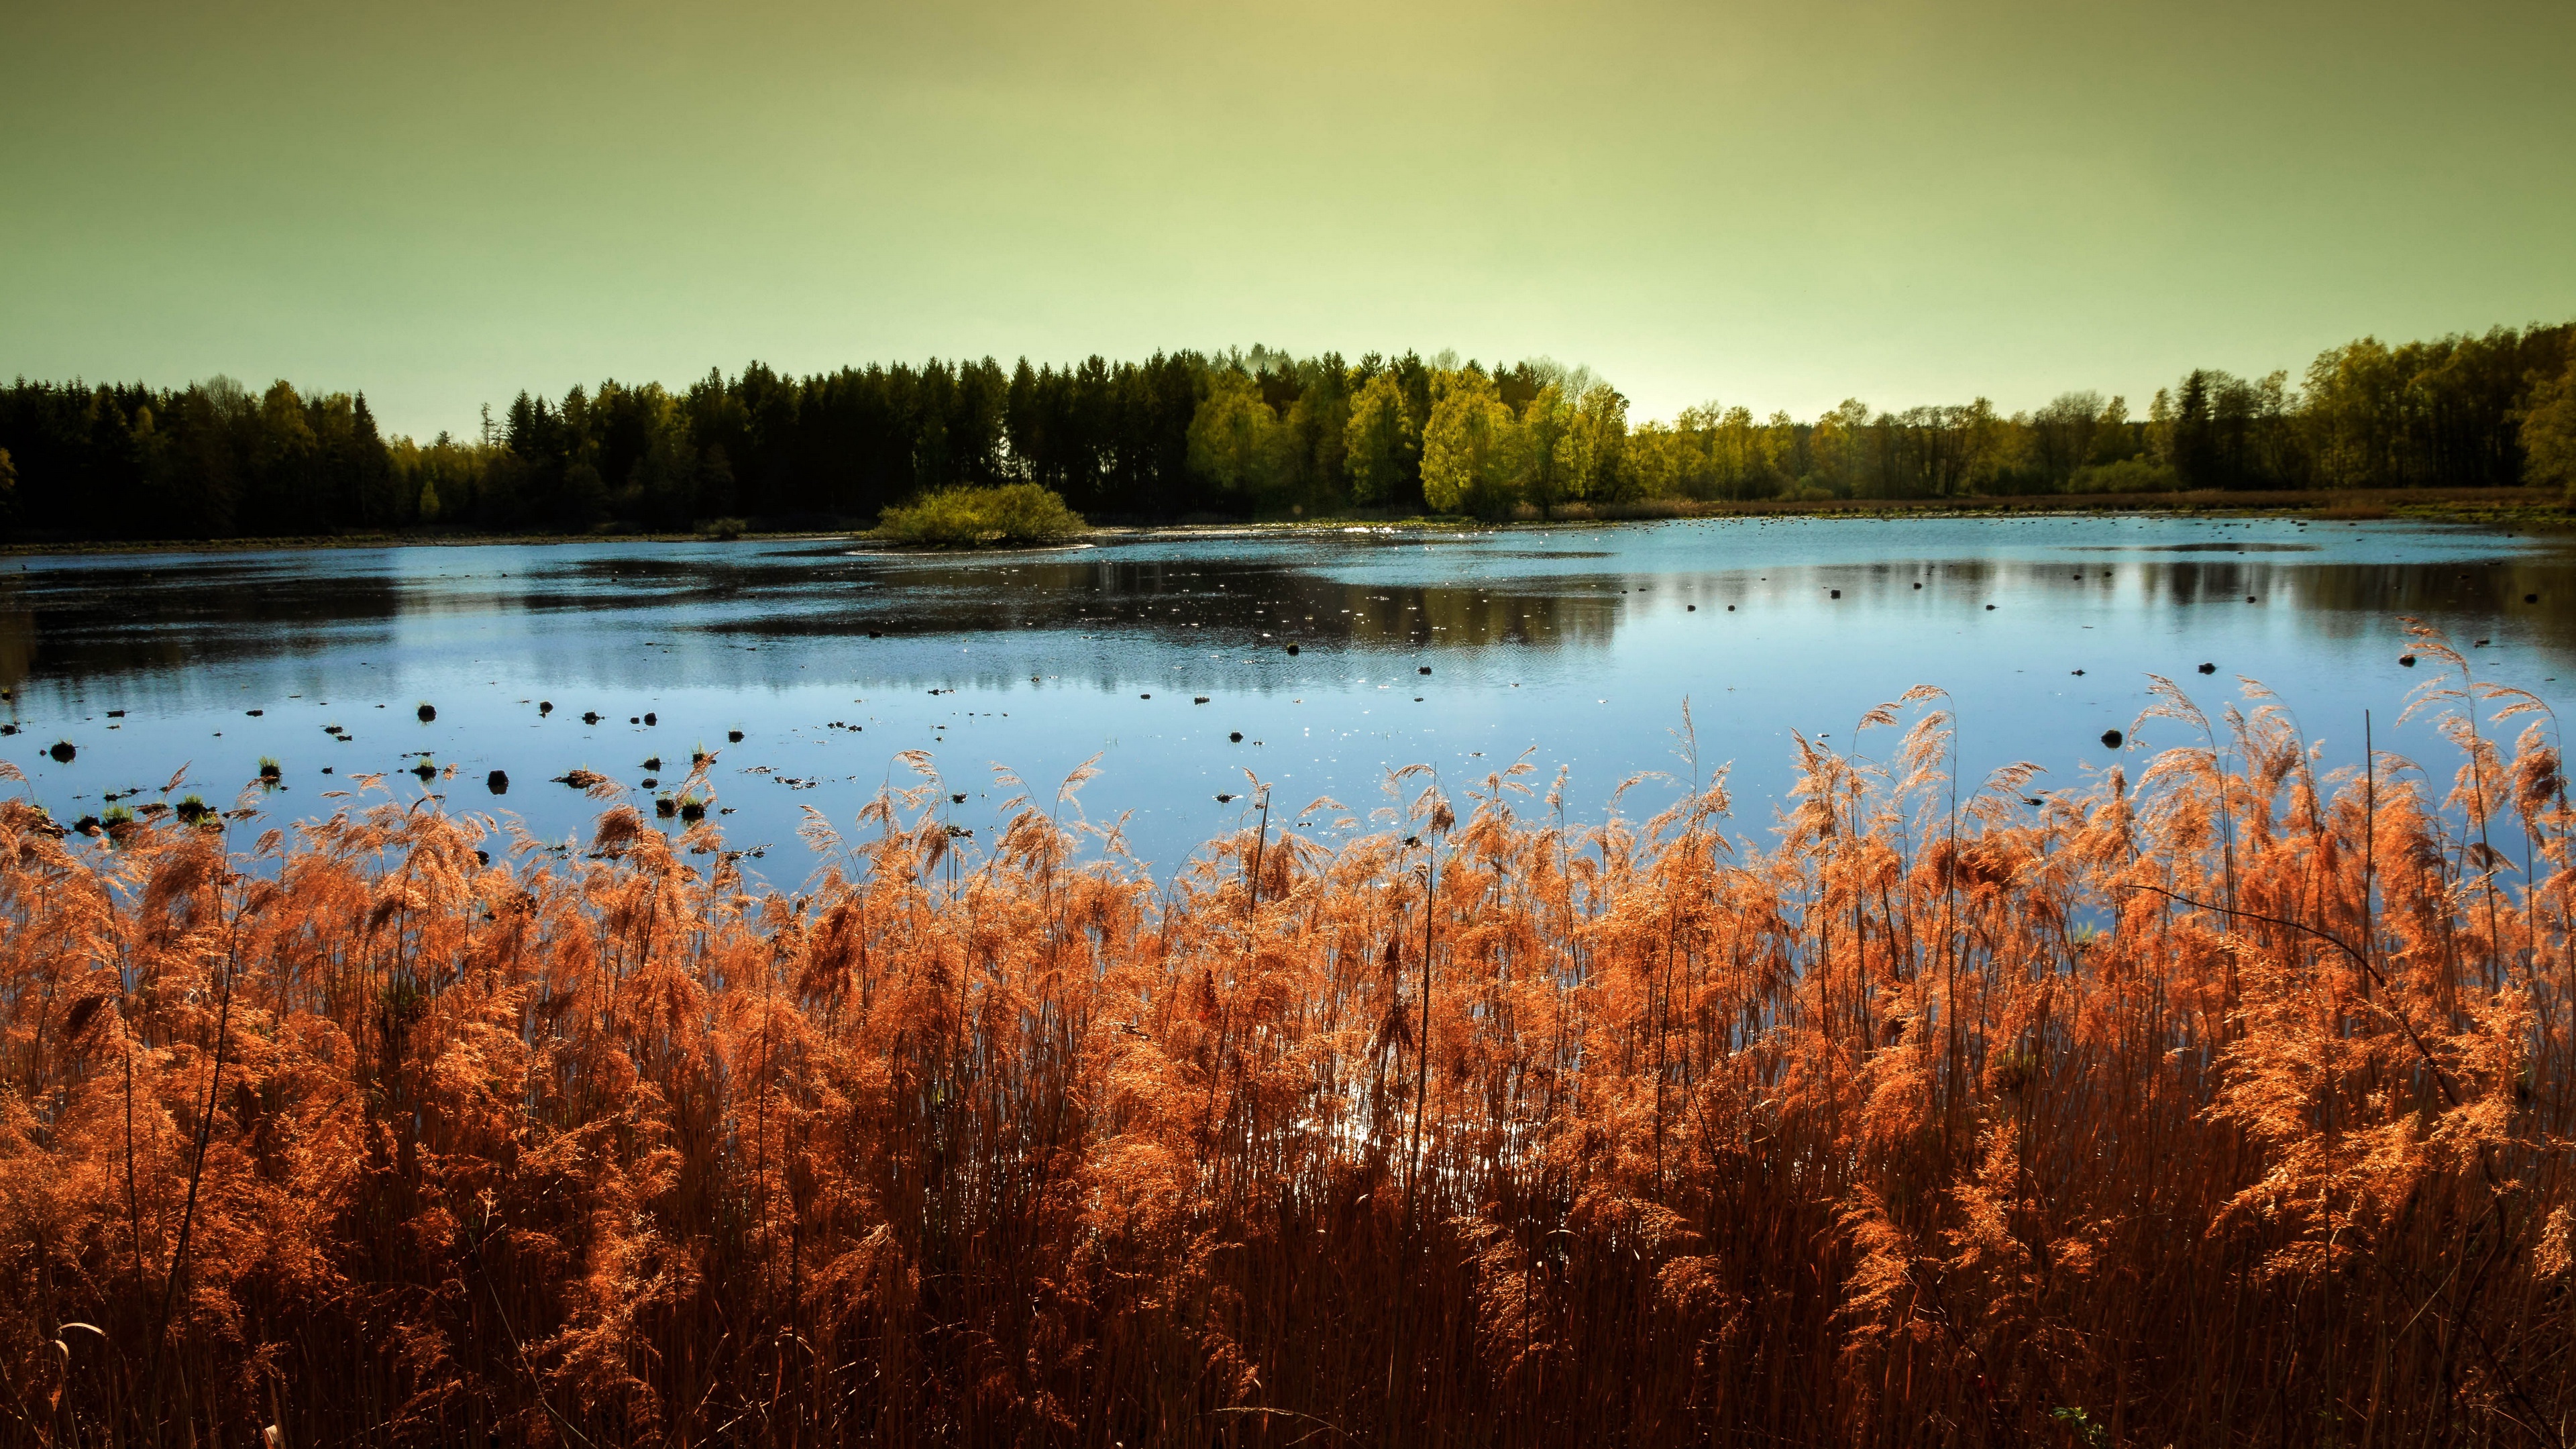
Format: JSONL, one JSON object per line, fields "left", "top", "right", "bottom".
{"left": 710, "top": 557, "right": 1621, "bottom": 651}
{"left": 0, "top": 560, "right": 406, "bottom": 688}
{"left": 2251, "top": 559, "right": 2576, "bottom": 655}
{"left": 1871, "top": 556, "right": 2576, "bottom": 655}
{"left": 2024, "top": 553, "right": 2575, "bottom": 648}
{"left": 0, "top": 608, "right": 33, "bottom": 694}
{"left": 15, "top": 543, "right": 2573, "bottom": 704}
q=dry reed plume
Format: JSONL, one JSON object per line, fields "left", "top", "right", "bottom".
{"left": 3, "top": 621, "right": 2572, "bottom": 1447}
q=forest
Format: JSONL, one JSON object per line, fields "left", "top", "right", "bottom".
{"left": 1, "top": 323, "right": 2572, "bottom": 541}
{"left": 0, "top": 629, "right": 2569, "bottom": 1445}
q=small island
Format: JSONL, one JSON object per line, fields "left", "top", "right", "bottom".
{"left": 869, "top": 482, "right": 1089, "bottom": 547}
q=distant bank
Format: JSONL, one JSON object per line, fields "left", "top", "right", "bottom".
{"left": 5, "top": 321, "right": 2571, "bottom": 546}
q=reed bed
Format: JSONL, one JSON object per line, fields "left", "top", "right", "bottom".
{"left": 2, "top": 623, "right": 2571, "bottom": 1448}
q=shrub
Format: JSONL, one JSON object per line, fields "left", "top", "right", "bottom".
{"left": 872, "top": 483, "right": 1087, "bottom": 547}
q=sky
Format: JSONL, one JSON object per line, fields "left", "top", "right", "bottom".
{"left": 3, "top": 0, "right": 2571, "bottom": 439}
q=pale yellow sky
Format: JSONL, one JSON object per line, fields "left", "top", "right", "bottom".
{"left": 3, "top": 0, "right": 2571, "bottom": 436}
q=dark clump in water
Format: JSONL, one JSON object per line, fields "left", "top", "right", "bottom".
{"left": 2198, "top": 662, "right": 2216, "bottom": 674}
{"left": 50, "top": 741, "right": 74, "bottom": 763}
{"left": 539, "top": 701, "right": 553, "bottom": 715}
{"left": 488, "top": 770, "right": 509, "bottom": 794}
{"left": 584, "top": 711, "right": 602, "bottom": 724}
{"left": 2100, "top": 729, "right": 2124, "bottom": 749}
{"left": 2400, "top": 655, "right": 2417, "bottom": 667}
{"left": 1229, "top": 731, "right": 1242, "bottom": 743}
{"left": 727, "top": 729, "right": 744, "bottom": 743}
{"left": 417, "top": 703, "right": 436, "bottom": 722}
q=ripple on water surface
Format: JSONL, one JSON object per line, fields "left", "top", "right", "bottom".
{"left": 1, "top": 515, "right": 2568, "bottom": 873}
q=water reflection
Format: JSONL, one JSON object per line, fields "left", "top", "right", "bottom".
{"left": 705, "top": 559, "right": 1624, "bottom": 652}
{"left": 3, "top": 519, "right": 2573, "bottom": 873}
{"left": 3, "top": 528, "right": 2574, "bottom": 696}
{"left": 0, "top": 559, "right": 405, "bottom": 689}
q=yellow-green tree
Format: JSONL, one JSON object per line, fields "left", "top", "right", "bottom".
{"left": 1807, "top": 398, "right": 1874, "bottom": 496}
{"left": 1186, "top": 371, "right": 1287, "bottom": 498}
{"left": 2524, "top": 357, "right": 2576, "bottom": 496}
{"left": 1420, "top": 368, "right": 1521, "bottom": 515}
{"left": 1342, "top": 370, "right": 1414, "bottom": 506}
{"left": 1568, "top": 383, "right": 1627, "bottom": 502}
{"left": 1520, "top": 384, "right": 1576, "bottom": 517}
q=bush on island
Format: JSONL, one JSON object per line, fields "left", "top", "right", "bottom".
{"left": 873, "top": 484, "right": 1087, "bottom": 547}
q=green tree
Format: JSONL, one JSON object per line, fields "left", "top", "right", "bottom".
{"left": 2523, "top": 358, "right": 2576, "bottom": 496}
{"left": 1419, "top": 368, "right": 1521, "bottom": 516}
{"left": 2029, "top": 391, "right": 2104, "bottom": 484}
{"left": 1568, "top": 384, "right": 1628, "bottom": 502}
{"left": 1342, "top": 370, "right": 1415, "bottom": 506}
{"left": 1519, "top": 384, "right": 1576, "bottom": 517}
{"left": 2090, "top": 395, "right": 2134, "bottom": 464}
{"left": 1808, "top": 398, "right": 1874, "bottom": 496}
{"left": 1186, "top": 371, "right": 1287, "bottom": 499}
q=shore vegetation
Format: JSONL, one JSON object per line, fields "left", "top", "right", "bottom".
{"left": 871, "top": 482, "right": 1088, "bottom": 547}
{"left": 0, "top": 627, "right": 2570, "bottom": 1444}
{"left": 3, "top": 322, "right": 2571, "bottom": 542}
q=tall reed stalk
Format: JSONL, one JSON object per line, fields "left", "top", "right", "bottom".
{"left": 0, "top": 633, "right": 2570, "bottom": 1447}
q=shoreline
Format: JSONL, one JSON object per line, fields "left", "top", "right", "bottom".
{"left": 1, "top": 484, "right": 2563, "bottom": 559}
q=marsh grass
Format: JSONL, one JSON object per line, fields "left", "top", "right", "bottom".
{"left": 1, "top": 625, "right": 2572, "bottom": 1446}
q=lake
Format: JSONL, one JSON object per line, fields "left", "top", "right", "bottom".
{"left": 5, "top": 514, "right": 2571, "bottom": 876}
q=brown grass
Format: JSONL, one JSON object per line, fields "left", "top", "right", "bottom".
{"left": 1515, "top": 485, "right": 2548, "bottom": 524}
{"left": 1, "top": 621, "right": 2571, "bottom": 1446}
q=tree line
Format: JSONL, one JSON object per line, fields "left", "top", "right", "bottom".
{"left": 1, "top": 323, "right": 2570, "bottom": 540}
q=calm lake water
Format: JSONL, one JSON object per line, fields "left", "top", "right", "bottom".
{"left": 5, "top": 515, "right": 2572, "bottom": 875}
